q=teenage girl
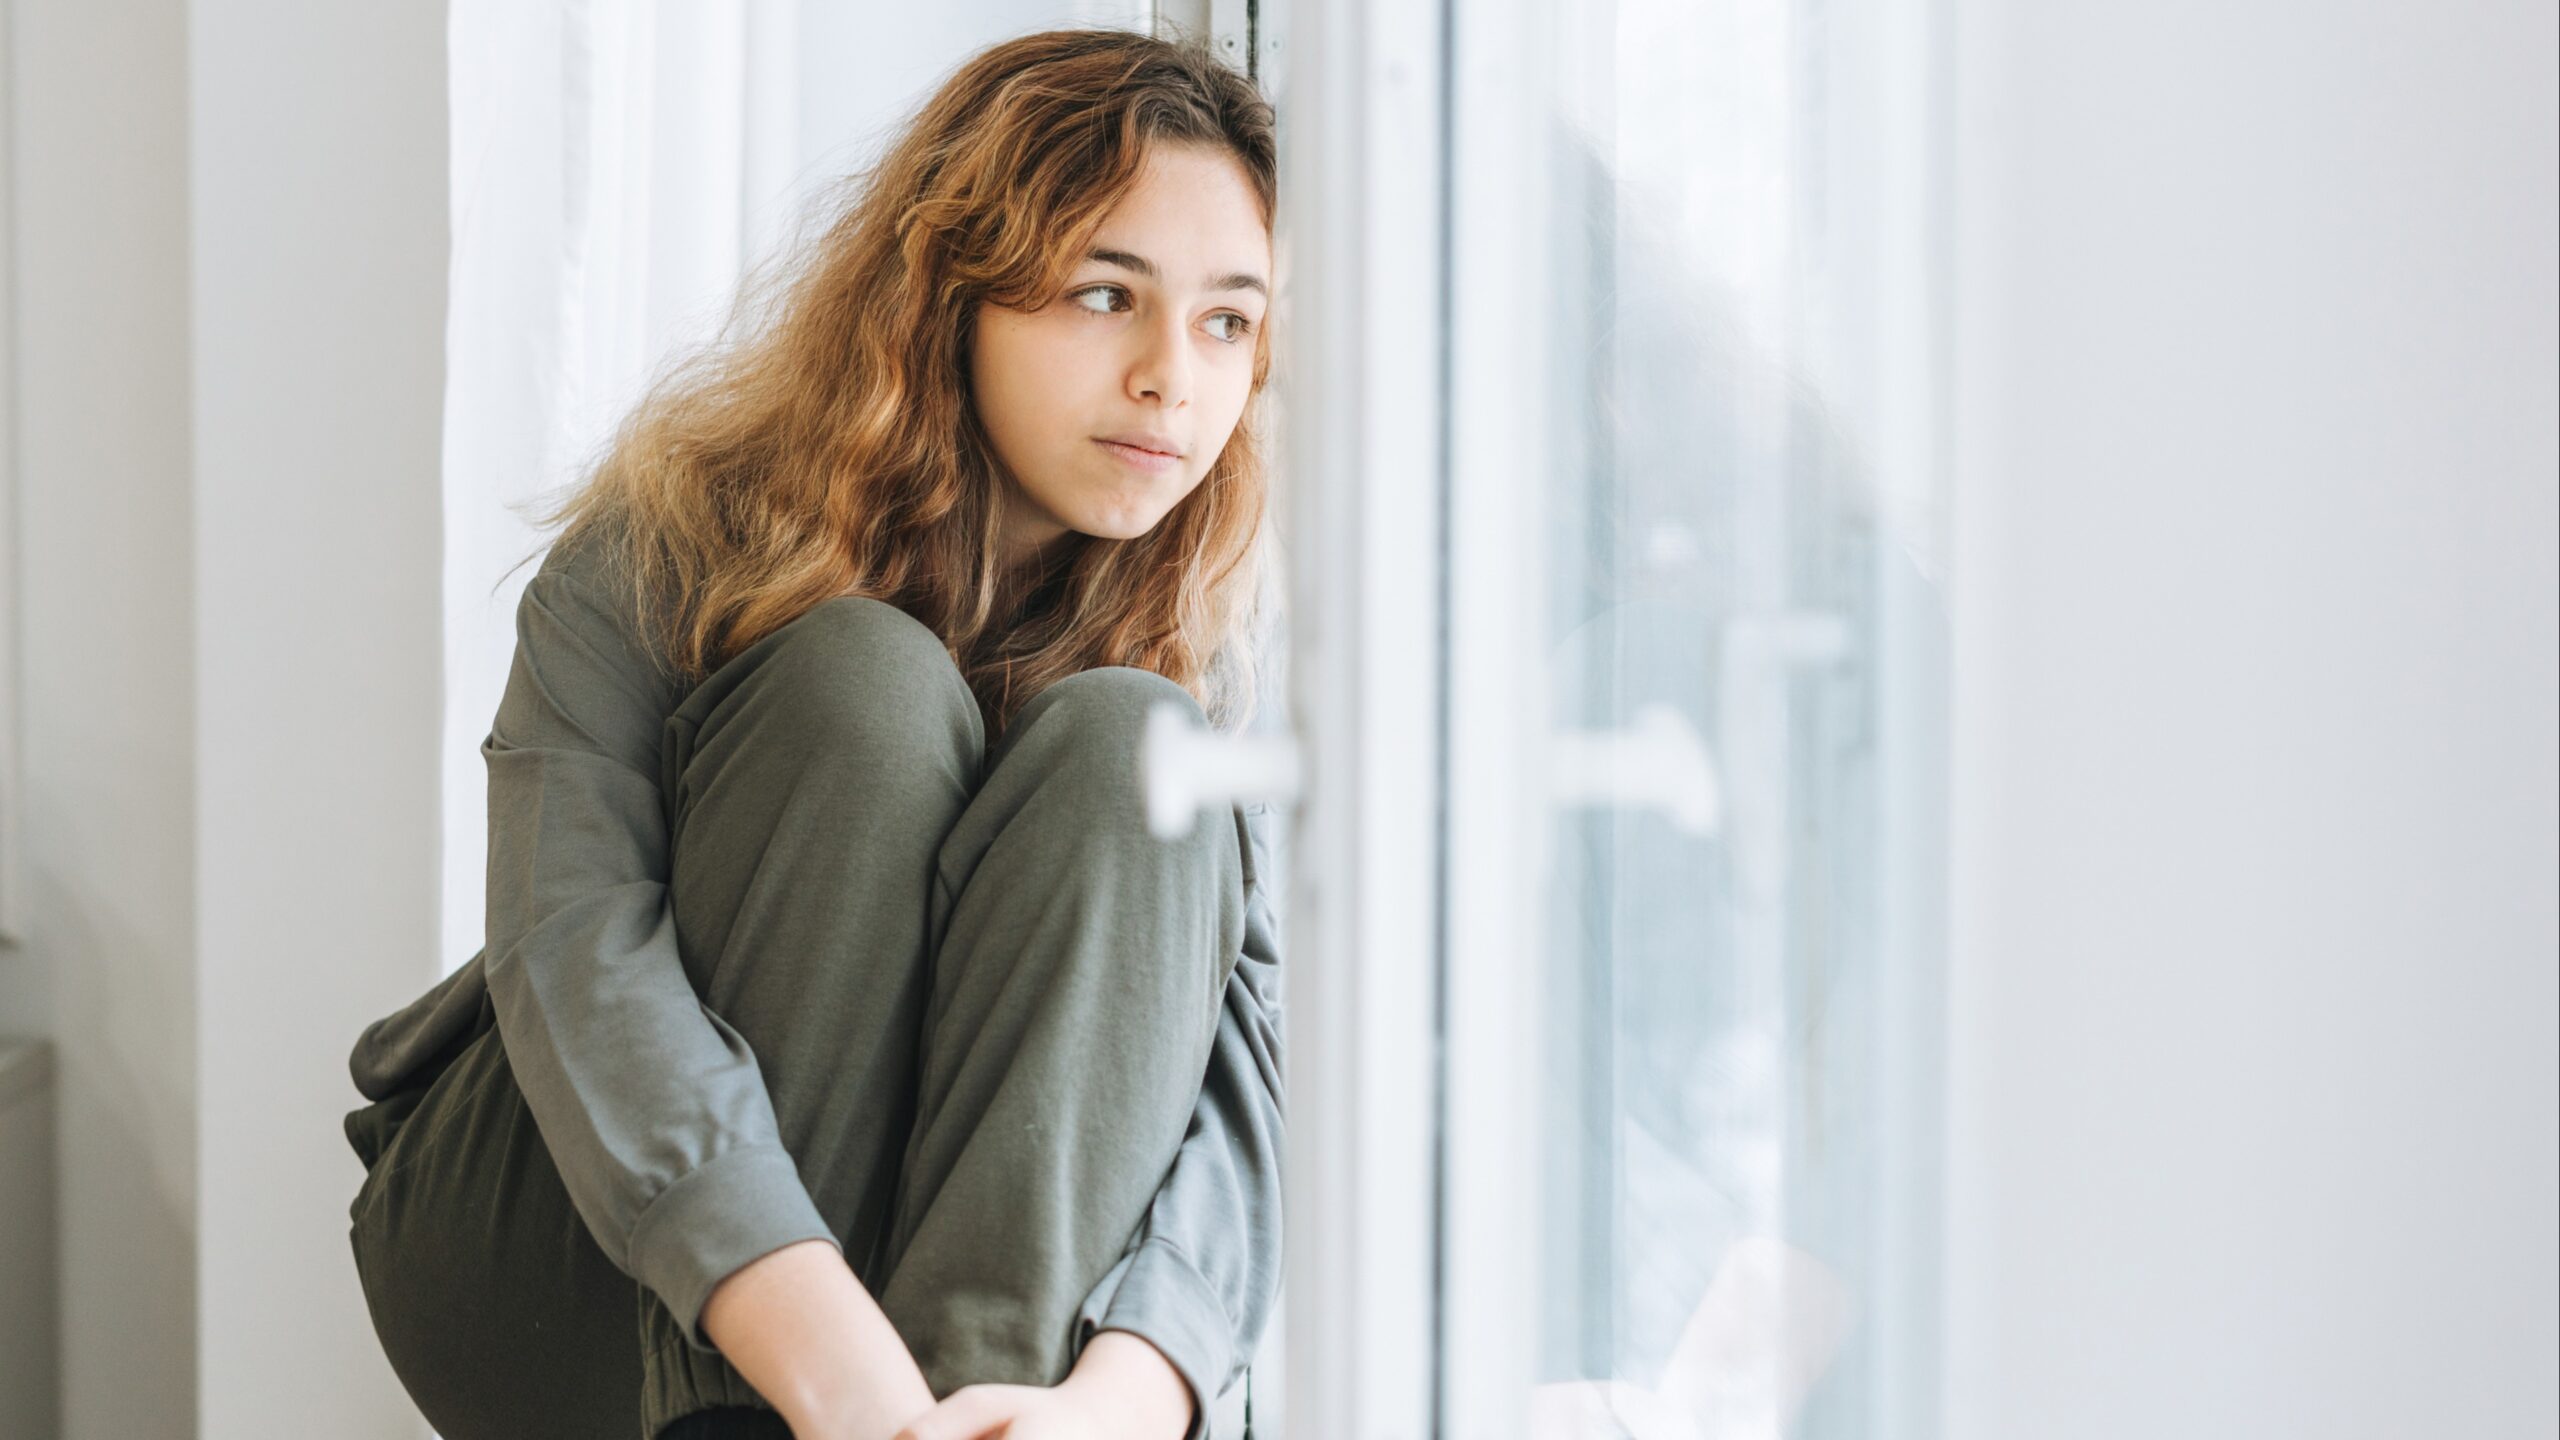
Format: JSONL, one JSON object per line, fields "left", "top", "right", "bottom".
{"left": 341, "top": 29, "right": 1283, "bottom": 1440}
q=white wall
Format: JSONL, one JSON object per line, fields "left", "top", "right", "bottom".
{"left": 3, "top": 2, "right": 446, "bottom": 1436}
{"left": 1944, "top": 1, "right": 2559, "bottom": 1436}
{"left": 189, "top": 4, "right": 446, "bottom": 1436}
{"left": 4, "top": 0, "right": 199, "bottom": 1433}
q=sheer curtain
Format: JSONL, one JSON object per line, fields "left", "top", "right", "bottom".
{"left": 441, "top": 0, "right": 795, "bottom": 968}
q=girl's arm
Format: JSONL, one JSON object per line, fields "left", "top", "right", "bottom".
{"left": 483, "top": 532, "right": 930, "bottom": 1422}
{"left": 701, "top": 1238, "right": 935, "bottom": 1438}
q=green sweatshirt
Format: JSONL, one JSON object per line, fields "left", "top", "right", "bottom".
{"left": 344, "top": 530, "right": 1285, "bottom": 1424}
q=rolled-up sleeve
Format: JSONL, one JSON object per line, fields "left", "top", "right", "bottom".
{"left": 481, "top": 542, "right": 838, "bottom": 1352}
{"left": 1073, "top": 800, "right": 1287, "bottom": 1436}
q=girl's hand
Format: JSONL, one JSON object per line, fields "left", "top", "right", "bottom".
{"left": 888, "top": 1383, "right": 1100, "bottom": 1440}
{"left": 890, "top": 1330, "right": 1193, "bottom": 1440}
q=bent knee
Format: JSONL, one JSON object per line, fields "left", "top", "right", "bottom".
{"left": 753, "top": 596, "right": 978, "bottom": 755}
{"left": 999, "top": 667, "right": 1206, "bottom": 821}
{"left": 771, "top": 595, "right": 954, "bottom": 685}
{"left": 1016, "top": 665, "right": 1202, "bottom": 752}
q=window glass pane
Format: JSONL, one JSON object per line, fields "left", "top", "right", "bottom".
{"left": 1494, "top": 0, "right": 1949, "bottom": 1431}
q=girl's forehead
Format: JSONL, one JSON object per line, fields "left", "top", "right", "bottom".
{"left": 1099, "top": 147, "right": 1265, "bottom": 219}
{"left": 1065, "top": 147, "right": 1272, "bottom": 287}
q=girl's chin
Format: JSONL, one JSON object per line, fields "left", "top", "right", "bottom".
{"left": 1067, "top": 518, "right": 1160, "bottom": 544}
{"left": 1058, "top": 499, "right": 1176, "bottom": 543}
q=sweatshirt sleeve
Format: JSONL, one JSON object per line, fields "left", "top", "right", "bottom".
{"left": 1072, "top": 799, "right": 1287, "bottom": 1435}
{"left": 481, "top": 539, "right": 839, "bottom": 1353}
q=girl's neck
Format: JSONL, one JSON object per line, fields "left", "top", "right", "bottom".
{"left": 993, "top": 531, "right": 1077, "bottom": 614}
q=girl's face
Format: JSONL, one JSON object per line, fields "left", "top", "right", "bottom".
{"left": 970, "top": 143, "right": 1272, "bottom": 566}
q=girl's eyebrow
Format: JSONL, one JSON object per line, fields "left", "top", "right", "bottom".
{"left": 1086, "top": 246, "right": 1268, "bottom": 299}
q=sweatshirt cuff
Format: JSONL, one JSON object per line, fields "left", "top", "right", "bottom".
{"left": 626, "top": 1144, "right": 840, "bottom": 1352}
{"left": 1075, "top": 1237, "right": 1235, "bottom": 1440}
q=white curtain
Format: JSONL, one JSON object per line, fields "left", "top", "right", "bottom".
{"left": 440, "top": 0, "right": 786, "bottom": 968}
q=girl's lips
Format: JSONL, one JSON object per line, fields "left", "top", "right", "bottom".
{"left": 1095, "top": 438, "right": 1182, "bottom": 472}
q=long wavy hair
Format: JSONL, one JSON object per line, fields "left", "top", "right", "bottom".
{"left": 522, "top": 27, "right": 1277, "bottom": 733}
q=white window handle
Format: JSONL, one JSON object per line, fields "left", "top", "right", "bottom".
{"left": 1549, "top": 702, "right": 1723, "bottom": 837}
{"left": 1145, "top": 700, "right": 1722, "bottom": 838}
{"left": 1141, "top": 702, "right": 1306, "bottom": 839}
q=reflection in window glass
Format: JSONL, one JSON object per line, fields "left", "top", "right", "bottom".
{"left": 1518, "top": 0, "right": 1947, "bottom": 1434}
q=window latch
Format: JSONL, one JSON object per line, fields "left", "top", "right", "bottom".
{"left": 1142, "top": 702, "right": 1306, "bottom": 839}
{"left": 1548, "top": 702, "right": 1723, "bottom": 837}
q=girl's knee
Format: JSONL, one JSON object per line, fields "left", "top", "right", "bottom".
{"left": 771, "top": 595, "right": 957, "bottom": 687}
{"left": 750, "top": 596, "right": 979, "bottom": 756}
{"left": 1017, "top": 665, "right": 1201, "bottom": 741}
{"left": 1004, "top": 667, "right": 1200, "bottom": 801}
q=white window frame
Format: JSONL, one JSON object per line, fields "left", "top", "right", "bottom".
{"left": 1273, "top": 0, "right": 1448, "bottom": 1432}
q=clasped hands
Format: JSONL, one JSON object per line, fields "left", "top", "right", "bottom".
{"left": 887, "top": 1329, "right": 1194, "bottom": 1440}
{"left": 700, "top": 1240, "right": 1192, "bottom": 1440}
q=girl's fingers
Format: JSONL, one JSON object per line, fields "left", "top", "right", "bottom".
{"left": 893, "top": 1383, "right": 1036, "bottom": 1440}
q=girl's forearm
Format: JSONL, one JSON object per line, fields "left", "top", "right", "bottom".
{"left": 1063, "top": 1329, "right": 1196, "bottom": 1439}
{"left": 699, "top": 1238, "right": 937, "bottom": 1440}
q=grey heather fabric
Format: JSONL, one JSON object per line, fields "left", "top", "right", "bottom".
{"left": 342, "top": 524, "right": 1283, "bottom": 1438}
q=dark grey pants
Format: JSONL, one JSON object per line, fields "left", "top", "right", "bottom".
{"left": 344, "top": 595, "right": 1245, "bottom": 1438}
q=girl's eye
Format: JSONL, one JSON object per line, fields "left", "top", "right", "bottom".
{"left": 1068, "top": 284, "right": 1258, "bottom": 346}
{"left": 1069, "top": 283, "right": 1130, "bottom": 314}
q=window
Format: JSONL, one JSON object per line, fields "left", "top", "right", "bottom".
{"left": 1275, "top": 0, "right": 1950, "bottom": 1432}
